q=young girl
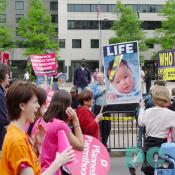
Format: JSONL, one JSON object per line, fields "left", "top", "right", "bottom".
{"left": 0, "top": 81, "right": 74, "bottom": 175}
{"left": 34, "top": 89, "right": 84, "bottom": 174}
{"left": 138, "top": 86, "right": 175, "bottom": 175}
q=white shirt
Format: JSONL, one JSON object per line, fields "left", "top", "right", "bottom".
{"left": 138, "top": 107, "right": 175, "bottom": 138}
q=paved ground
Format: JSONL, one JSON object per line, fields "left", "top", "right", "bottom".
{"left": 109, "top": 156, "right": 144, "bottom": 175}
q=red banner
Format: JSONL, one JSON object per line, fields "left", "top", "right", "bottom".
{"left": 30, "top": 54, "right": 58, "bottom": 76}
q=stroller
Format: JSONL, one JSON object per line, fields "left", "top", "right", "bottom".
{"left": 155, "top": 143, "right": 175, "bottom": 175}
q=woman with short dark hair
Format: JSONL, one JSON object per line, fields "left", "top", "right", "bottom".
{"left": 76, "top": 89, "right": 102, "bottom": 139}
{"left": 0, "top": 81, "right": 74, "bottom": 175}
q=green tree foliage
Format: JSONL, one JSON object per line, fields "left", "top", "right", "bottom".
{"left": 156, "top": 0, "right": 175, "bottom": 49}
{"left": 18, "top": 0, "right": 58, "bottom": 56}
{"left": 17, "top": 0, "right": 59, "bottom": 80}
{"left": 0, "top": 0, "right": 13, "bottom": 50}
{"left": 110, "top": 1, "right": 146, "bottom": 51}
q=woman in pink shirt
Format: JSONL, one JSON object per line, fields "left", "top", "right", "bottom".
{"left": 35, "top": 90, "right": 84, "bottom": 174}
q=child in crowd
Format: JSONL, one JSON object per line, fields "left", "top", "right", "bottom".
{"left": 33, "top": 89, "right": 84, "bottom": 175}
{"left": 138, "top": 86, "right": 175, "bottom": 175}
{"left": 107, "top": 59, "right": 134, "bottom": 94}
{"left": 0, "top": 81, "right": 74, "bottom": 175}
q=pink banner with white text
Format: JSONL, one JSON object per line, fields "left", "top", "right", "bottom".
{"left": 30, "top": 54, "right": 58, "bottom": 76}
{"left": 67, "top": 135, "right": 111, "bottom": 175}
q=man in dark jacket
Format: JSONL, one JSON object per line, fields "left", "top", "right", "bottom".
{"left": 0, "top": 63, "right": 9, "bottom": 151}
{"left": 73, "top": 59, "right": 91, "bottom": 93}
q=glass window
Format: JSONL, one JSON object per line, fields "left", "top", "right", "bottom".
{"left": 16, "top": 14, "right": 24, "bottom": 23}
{"left": 51, "top": 14, "right": 58, "bottom": 23}
{"left": 142, "top": 21, "right": 162, "bottom": 30}
{"left": 59, "top": 39, "right": 65, "bottom": 48}
{"left": 138, "top": 4, "right": 148, "bottom": 13}
{"left": 91, "top": 39, "right": 99, "bottom": 48}
{"left": 16, "top": 27, "right": 20, "bottom": 36}
{"left": 108, "top": 4, "right": 116, "bottom": 12}
{"left": 0, "top": 14, "right": 6, "bottom": 23}
{"left": 100, "top": 5, "right": 108, "bottom": 12}
{"left": 90, "top": 4, "right": 97, "bottom": 12}
{"left": 50, "top": 2, "right": 58, "bottom": 10}
{"left": 16, "top": 1, "right": 24, "bottom": 10}
{"left": 72, "top": 39, "right": 81, "bottom": 48}
{"left": 147, "top": 5, "right": 163, "bottom": 13}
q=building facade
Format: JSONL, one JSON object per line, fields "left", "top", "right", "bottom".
{"left": 1, "top": 0, "right": 167, "bottom": 79}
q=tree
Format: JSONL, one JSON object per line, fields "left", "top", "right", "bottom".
{"left": 109, "top": 1, "right": 146, "bottom": 51}
{"left": 17, "top": 0, "right": 59, "bottom": 79}
{"left": 18, "top": 0, "right": 58, "bottom": 56}
{"left": 0, "top": 0, "right": 13, "bottom": 50}
{"left": 156, "top": 0, "right": 175, "bottom": 49}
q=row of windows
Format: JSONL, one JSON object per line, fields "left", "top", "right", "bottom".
{"left": 0, "top": 14, "right": 58, "bottom": 23}
{"left": 67, "top": 4, "right": 163, "bottom": 13}
{"left": 68, "top": 20, "right": 162, "bottom": 30}
{"left": 13, "top": 1, "right": 58, "bottom": 11}
{"left": 58, "top": 39, "right": 154, "bottom": 49}
{"left": 58, "top": 39, "right": 99, "bottom": 49}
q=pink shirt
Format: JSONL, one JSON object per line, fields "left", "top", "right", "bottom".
{"left": 32, "top": 118, "right": 71, "bottom": 175}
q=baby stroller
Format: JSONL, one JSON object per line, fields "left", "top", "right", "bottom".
{"left": 155, "top": 143, "right": 175, "bottom": 175}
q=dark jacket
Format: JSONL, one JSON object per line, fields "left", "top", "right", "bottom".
{"left": 0, "top": 85, "right": 9, "bottom": 150}
{"left": 73, "top": 67, "right": 91, "bottom": 88}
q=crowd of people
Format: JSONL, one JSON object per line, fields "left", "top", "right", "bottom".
{"left": 0, "top": 59, "right": 175, "bottom": 175}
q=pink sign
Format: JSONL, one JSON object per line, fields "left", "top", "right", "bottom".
{"left": 67, "top": 135, "right": 111, "bottom": 175}
{"left": 0, "top": 52, "right": 9, "bottom": 64}
{"left": 30, "top": 54, "right": 58, "bottom": 76}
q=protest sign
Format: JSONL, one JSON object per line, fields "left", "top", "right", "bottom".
{"left": 103, "top": 41, "right": 141, "bottom": 104}
{"left": 67, "top": 135, "right": 110, "bottom": 175}
{"left": 158, "top": 49, "right": 175, "bottom": 80}
{"left": 0, "top": 52, "right": 10, "bottom": 64}
{"left": 58, "top": 73, "right": 66, "bottom": 86}
{"left": 30, "top": 53, "right": 58, "bottom": 76}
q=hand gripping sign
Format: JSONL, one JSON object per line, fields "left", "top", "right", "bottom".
{"left": 67, "top": 135, "right": 111, "bottom": 175}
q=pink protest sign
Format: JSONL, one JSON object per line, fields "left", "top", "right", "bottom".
{"left": 30, "top": 54, "right": 58, "bottom": 76}
{"left": 0, "top": 52, "right": 10, "bottom": 64}
{"left": 67, "top": 135, "right": 111, "bottom": 175}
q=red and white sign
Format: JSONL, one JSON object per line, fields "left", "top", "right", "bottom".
{"left": 0, "top": 52, "right": 10, "bottom": 64}
{"left": 30, "top": 54, "right": 58, "bottom": 76}
{"left": 67, "top": 135, "right": 111, "bottom": 175}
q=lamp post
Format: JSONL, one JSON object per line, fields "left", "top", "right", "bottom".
{"left": 99, "top": 16, "right": 108, "bottom": 71}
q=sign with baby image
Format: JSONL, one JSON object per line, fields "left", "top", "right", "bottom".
{"left": 103, "top": 41, "right": 142, "bottom": 104}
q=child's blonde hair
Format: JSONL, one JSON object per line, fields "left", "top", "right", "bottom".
{"left": 152, "top": 86, "right": 171, "bottom": 107}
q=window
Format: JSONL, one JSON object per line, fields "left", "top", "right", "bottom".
{"left": 16, "top": 27, "right": 20, "bottom": 36}
{"left": 16, "top": 1, "right": 24, "bottom": 10}
{"left": 107, "top": 4, "right": 115, "bottom": 12}
{"left": 51, "top": 14, "right": 58, "bottom": 23}
{"left": 72, "top": 39, "right": 81, "bottom": 48}
{"left": 16, "top": 14, "right": 24, "bottom": 23}
{"left": 142, "top": 21, "right": 162, "bottom": 30}
{"left": 50, "top": 2, "right": 58, "bottom": 10}
{"left": 146, "top": 43, "right": 154, "bottom": 49}
{"left": 68, "top": 20, "right": 113, "bottom": 30}
{"left": 55, "top": 27, "right": 58, "bottom": 34}
{"left": 0, "top": 14, "right": 6, "bottom": 23}
{"left": 91, "top": 39, "right": 99, "bottom": 48}
{"left": 59, "top": 39, "right": 65, "bottom": 48}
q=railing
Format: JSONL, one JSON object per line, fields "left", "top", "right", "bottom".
{"left": 102, "top": 111, "right": 141, "bottom": 150}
